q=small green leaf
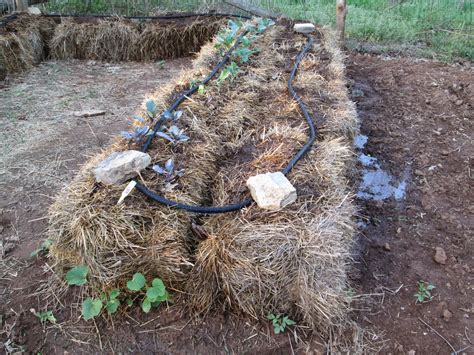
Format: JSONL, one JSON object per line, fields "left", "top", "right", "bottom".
{"left": 31, "top": 239, "right": 53, "bottom": 258}
{"left": 146, "top": 286, "right": 165, "bottom": 302}
{"left": 127, "top": 273, "right": 146, "bottom": 291}
{"left": 35, "top": 310, "right": 56, "bottom": 324}
{"left": 285, "top": 319, "right": 296, "bottom": 326}
{"left": 142, "top": 297, "right": 152, "bottom": 313}
{"left": 82, "top": 298, "right": 102, "bottom": 320}
{"left": 106, "top": 299, "right": 120, "bottom": 314}
{"left": 266, "top": 313, "right": 275, "bottom": 320}
{"left": 198, "top": 84, "right": 205, "bottom": 95}
{"left": 126, "top": 298, "right": 133, "bottom": 306}
{"left": 109, "top": 289, "right": 120, "bottom": 300}
{"left": 152, "top": 278, "right": 165, "bottom": 289}
{"left": 146, "top": 100, "right": 156, "bottom": 116}
{"left": 65, "top": 265, "right": 88, "bottom": 286}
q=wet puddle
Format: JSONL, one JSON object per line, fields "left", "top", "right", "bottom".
{"left": 355, "top": 134, "right": 408, "bottom": 201}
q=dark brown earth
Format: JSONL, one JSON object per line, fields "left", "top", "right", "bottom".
{"left": 1, "top": 51, "right": 473, "bottom": 353}
{"left": 347, "top": 53, "right": 473, "bottom": 354}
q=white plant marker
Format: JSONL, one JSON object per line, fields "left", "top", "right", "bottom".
{"left": 117, "top": 180, "right": 137, "bottom": 205}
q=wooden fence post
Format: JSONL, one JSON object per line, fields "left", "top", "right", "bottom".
{"left": 15, "top": 0, "right": 28, "bottom": 12}
{"left": 336, "top": 0, "right": 347, "bottom": 42}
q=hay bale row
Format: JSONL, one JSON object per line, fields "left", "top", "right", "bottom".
{"left": 185, "top": 25, "right": 358, "bottom": 335}
{"left": 47, "top": 20, "right": 359, "bottom": 337}
{"left": 47, "top": 21, "right": 256, "bottom": 288}
{"left": 49, "top": 18, "right": 224, "bottom": 62}
{"left": 0, "top": 14, "right": 223, "bottom": 78}
{"left": 0, "top": 14, "right": 55, "bottom": 76}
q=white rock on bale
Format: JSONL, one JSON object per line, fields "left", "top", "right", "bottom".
{"left": 94, "top": 150, "right": 151, "bottom": 185}
{"left": 246, "top": 172, "right": 297, "bottom": 210}
{"left": 293, "top": 23, "right": 316, "bottom": 34}
{"left": 27, "top": 7, "right": 42, "bottom": 15}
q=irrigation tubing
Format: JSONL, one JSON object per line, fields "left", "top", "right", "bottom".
{"left": 134, "top": 33, "right": 316, "bottom": 214}
{"left": 42, "top": 13, "right": 252, "bottom": 20}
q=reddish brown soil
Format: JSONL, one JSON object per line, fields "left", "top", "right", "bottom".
{"left": 1, "top": 52, "right": 473, "bottom": 354}
{"left": 347, "top": 53, "right": 473, "bottom": 354}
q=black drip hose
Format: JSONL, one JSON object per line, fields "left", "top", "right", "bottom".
{"left": 134, "top": 33, "right": 316, "bottom": 214}
{"left": 42, "top": 13, "right": 252, "bottom": 20}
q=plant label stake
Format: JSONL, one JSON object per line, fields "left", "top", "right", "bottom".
{"left": 117, "top": 180, "right": 137, "bottom": 205}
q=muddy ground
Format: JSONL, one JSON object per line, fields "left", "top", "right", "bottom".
{"left": 0, "top": 52, "right": 473, "bottom": 353}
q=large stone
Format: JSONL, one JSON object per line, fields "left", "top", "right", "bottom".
{"left": 293, "top": 23, "right": 316, "bottom": 34}
{"left": 246, "top": 172, "right": 297, "bottom": 210}
{"left": 94, "top": 150, "right": 151, "bottom": 185}
{"left": 27, "top": 7, "right": 42, "bottom": 15}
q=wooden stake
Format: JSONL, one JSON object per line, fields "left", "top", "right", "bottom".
{"left": 336, "top": 0, "right": 347, "bottom": 42}
{"left": 15, "top": 0, "right": 28, "bottom": 12}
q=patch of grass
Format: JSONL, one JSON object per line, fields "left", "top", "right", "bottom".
{"left": 255, "top": 0, "right": 473, "bottom": 61}
{"left": 40, "top": 0, "right": 472, "bottom": 61}
{"left": 41, "top": 0, "right": 221, "bottom": 16}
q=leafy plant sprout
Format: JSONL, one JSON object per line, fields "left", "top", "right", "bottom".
{"left": 126, "top": 272, "right": 169, "bottom": 313}
{"left": 64, "top": 265, "right": 169, "bottom": 320}
{"left": 162, "top": 109, "right": 183, "bottom": 122}
{"left": 214, "top": 19, "right": 242, "bottom": 53}
{"left": 414, "top": 280, "right": 436, "bottom": 303}
{"left": 157, "top": 125, "right": 189, "bottom": 145}
{"left": 152, "top": 158, "right": 184, "bottom": 182}
{"left": 30, "top": 239, "right": 53, "bottom": 258}
{"left": 217, "top": 61, "right": 240, "bottom": 86}
{"left": 34, "top": 310, "right": 56, "bottom": 324}
{"left": 121, "top": 99, "right": 158, "bottom": 142}
{"left": 266, "top": 313, "right": 296, "bottom": 334}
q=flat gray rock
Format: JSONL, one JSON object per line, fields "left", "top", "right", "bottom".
{"left": 247, "top": 172, "right": 297, "bottom": 210}
{"left": 94, "top": 150, "right": 151, "bottom": 185}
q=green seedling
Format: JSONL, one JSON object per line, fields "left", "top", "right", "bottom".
{"left": 65, "top": 265, "right": 88, "bottom": 286}
{"left": 157, "top": 60, "right": 165, "bottom": 69}
{"left": 198, "top": 84, "right": 205, "bottom": 95}
{"left": 105, "top": 289, "right": 121, "bottom": 315}
{"left": 217, "top": 62, "right": 240, "bottom": 86}
{"left": 34, "top": 310, "right": 56, "bottom": 324}
{"left": 82, "top": 297, "right": 103, "bottom": 320}
{"left": 126, "top": 272, "right": 169, "bottom": 313}
{"left": 414, "top": 280, "right": 435, "bottom": 303}
{"left": 234, "top": 47, "right": 258, "bottom": 63}
{"left": 30, "top": 239, "right": 53, "bottom": 258}
{"left": 267, "top": 313, "right": 296, "bottom": 334}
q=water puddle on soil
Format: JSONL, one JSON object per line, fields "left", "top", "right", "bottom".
{"left": 355, "top": 134, "right": 408, "bottom": 201}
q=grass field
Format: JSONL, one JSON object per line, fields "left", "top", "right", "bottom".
{"left": 40, "top": 0, "right": 473, "bottom": 61}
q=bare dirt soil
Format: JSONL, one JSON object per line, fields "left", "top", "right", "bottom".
{"left": 1, "top": 52, "right": 473, "bottom": 354}
{"left": 347, "top": 53, "right": 473, "bottom": 354}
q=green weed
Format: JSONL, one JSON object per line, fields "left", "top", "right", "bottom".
{"left": 30, "top": 239, "right": 53, "bottom": 258}
{"left": 267, "top": 313, "right": 296, "bottom": 334}
{"left": 414, "top": 280, "right": 436, "bottom": 303}
{"left": 34, "top": 310, "right": 56, "bottom": 324}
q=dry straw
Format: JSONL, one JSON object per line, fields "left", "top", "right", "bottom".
{"left": 0, "top": 14, "right": 55, "bottom": 75}
{"left": 47, "top": 19, "right": 359, "bottom": 338}
{"left": 49, "top": 17, "right": 224, "bottom": 62}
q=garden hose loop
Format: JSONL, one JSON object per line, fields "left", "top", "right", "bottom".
{"left": 134, "top": 32, "right": 317, "bottom": 214}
